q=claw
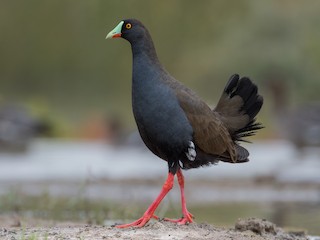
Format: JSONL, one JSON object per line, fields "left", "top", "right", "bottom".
{"left": 115, "top": 214, "right": 159, "bottom": 228}
{"left": 163, "top": 211, "right": 194, "bottom": 225}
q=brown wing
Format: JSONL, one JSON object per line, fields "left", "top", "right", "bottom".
{"left": 174, "top": 87, "right": 237, "bottom": 162}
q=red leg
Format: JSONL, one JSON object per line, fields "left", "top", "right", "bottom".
{"left": 164, "top": 169, "right": 194, "bottom": 224}
{"left": 115, "top": 172, "right": 174, "bottom": 228}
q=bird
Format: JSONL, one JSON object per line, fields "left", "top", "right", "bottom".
{"left": 106, "top": 19, "right": 263, "bottom": 228}
{"left": 267, "top": 78, "right": 320, "bottom": 151}
{"left": 0, "top": 103, "right": 50, "bottom": 152}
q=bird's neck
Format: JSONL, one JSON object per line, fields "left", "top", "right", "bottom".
{"left": 130, "top": 37, "right": 166, "bottom": 89}
{"left": 130, "top": 35, "right": 161, "bottom": 66}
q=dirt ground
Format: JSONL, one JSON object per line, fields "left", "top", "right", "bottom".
{"left": 0, "top": 217, "right": 312, "bottom": 240}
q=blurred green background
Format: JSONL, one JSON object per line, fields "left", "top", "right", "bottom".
{"left": 1, "top": 0, "right": 320, "bottom": 137}
{"left": 1, "top": 1, "right": 320, "bottom": 235}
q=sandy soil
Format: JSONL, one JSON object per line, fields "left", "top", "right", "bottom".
{"left": 0, "top": 217, "right": 311, "bottom": 240}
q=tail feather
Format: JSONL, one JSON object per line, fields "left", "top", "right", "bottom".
{"left": 215, "top": 74, "right": 263, "bottom": 142}
{"left": 234, "top": 121, "right": 263, "bottom": 142}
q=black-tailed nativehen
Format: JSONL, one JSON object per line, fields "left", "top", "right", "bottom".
{"left": 106, "top": 19, "right": 263, "bottom": 228}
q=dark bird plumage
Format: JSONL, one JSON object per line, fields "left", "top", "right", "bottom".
{"left": 106, "top": 19, "right": 263, "bottom": 228}
{"left": 268, "top": 79, "right": 320, "bottom": 151}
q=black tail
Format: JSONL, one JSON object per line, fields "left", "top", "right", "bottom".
{"left": 214, "top": 74, "right": 263, "bottom": 142}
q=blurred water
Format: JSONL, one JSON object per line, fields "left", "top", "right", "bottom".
{"left": 0, "top": 139, "right": 319, "bottom": 183}
{"left": 0, "top": 139, "right": 320, "bottom": 203}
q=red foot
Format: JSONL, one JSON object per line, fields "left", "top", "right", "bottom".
{"left": 115, "top": 214, "right": 159, "bottom": 228}
{"left": 163, "top": 211, "right": 194, "bottom": 225}
{"left": 114, "top": 171, "right": 196, "bottom": 228}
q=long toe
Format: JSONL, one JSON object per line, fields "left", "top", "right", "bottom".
{"left": 115, "top": 214, "right": 159, "bottom": 228}
{"left": 163, "top": 211, "right": 194, "bottom": 225}
{"left": 116, "top": 218, "right": 146, "bottom": 228}
{"left": 177, "top": 215, "right": 193, "bottom": 225}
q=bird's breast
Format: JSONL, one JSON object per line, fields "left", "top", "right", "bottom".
{"left": 132, "top": 74, "right": 193, "bottom": 160}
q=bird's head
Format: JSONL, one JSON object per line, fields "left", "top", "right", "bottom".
{"left": 106, "top": 19, "right": 148, "bottom": 44}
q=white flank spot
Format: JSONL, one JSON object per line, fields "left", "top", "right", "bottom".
{"left": 186, "top": 141, "right": 196, "bottom": 161}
